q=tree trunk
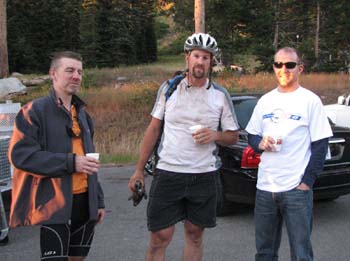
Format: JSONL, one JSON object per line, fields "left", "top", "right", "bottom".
{"left": 194, "top": 0, "right": 205, "bottom": 33}
{"left": 0, "top": 0, "right": 9, "bottom": 78}
{"left": 315, "top": 1, "right": 320, "bottom": 64}
{"left": 273, "top": 0, "right": 280, "bottom": 50}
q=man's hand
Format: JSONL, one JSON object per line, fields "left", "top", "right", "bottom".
{"left": 258, "top": 136, "right": 276, "bottom": 151}
{"left": 128, "top": 169, "right": 145, "bottom": 192}
{"left": 97, "top": 208, "right": 105, "bottom": 224}
{"left": 192, "top": 128, "right": 217, "bottom": 144}
{"left": 297, "top": 183, "right": 310, "bottom": 191}
{"left": 128, "top": 180, "right": 147, "bottom": 206}
{"left": 75, "top": 155, "right": 100, "bottom": 175}
{"left": 193, "top": 128, "right": 238, "bottom": 145}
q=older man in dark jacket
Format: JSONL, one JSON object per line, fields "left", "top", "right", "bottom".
{"left": 8, "top": 51, "right": 105, "bottom": 261}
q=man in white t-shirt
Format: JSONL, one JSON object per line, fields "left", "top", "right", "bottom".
{"left": 128, "top": 33, "right": 239, "bottom": 261}
{"left": 246, "top": 47, "right": 332, "bottom": 261}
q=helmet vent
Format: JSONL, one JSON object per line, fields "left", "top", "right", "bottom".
{"left": 184, "top": 33, "right": 218, "bottom": 57}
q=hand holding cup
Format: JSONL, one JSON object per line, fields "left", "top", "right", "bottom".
{"left": 272, "top": 136, "right": 283, "bottom": 152}
{"left": 86, "top": 153, "right": 100, "bottom": 160}
{"left": 189, "top": 125, "right": 206, "bottom": 143}
{"left": 75, "top": 153, "right": 100, "bottom": 175}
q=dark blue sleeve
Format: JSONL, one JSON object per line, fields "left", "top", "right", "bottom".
{"left": 248, "top": 133, "right": 264, "bottom": 153}
{"left": 301, "top": 138, "right": 329, "bottom": 187}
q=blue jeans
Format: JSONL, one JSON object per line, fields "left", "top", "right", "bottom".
{"left": 255, "top": 188, "right": 313, "bottom": 261}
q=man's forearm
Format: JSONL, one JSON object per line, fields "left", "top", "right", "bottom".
{"left": 301, "top": 138, "right": 329, "bottom": 187}
{"left": 216, "top": 130, "right": 238, "bottom": 145}
{"left": 135, "top": 122, "right": 162, "bottom": 172}
{"left": 248, "top": 134, "right": 263, "bottom": 153}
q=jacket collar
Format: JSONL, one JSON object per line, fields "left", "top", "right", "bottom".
{"left": 49, "top": 87, "right": 87, "bottom": 111}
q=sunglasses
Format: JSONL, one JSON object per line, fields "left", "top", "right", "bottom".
{"left": 273, "top": 62, "right": 298, "bottom": 69}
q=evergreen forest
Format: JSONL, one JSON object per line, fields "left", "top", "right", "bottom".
{"left": 6, "top": 0, "right": 350, "bottom": 73}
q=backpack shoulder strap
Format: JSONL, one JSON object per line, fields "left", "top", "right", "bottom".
{"left": 148, "top": 74, "right": 185, "bottom": 173}
{"left": 165, "top": 74, "right": 185, "bottom": 101}
{"left": 211, "top": 81, "right": 220, "bottom": 89}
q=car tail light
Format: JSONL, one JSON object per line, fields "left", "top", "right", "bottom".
{"left": 241, "top": 146, "right": 260, "bottom": 169}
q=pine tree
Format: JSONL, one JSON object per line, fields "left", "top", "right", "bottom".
{"left": 0, "top": 0, "right": 9, "bottom": 77}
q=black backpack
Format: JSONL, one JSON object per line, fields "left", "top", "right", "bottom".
{"left": 144, "top": 73, "right": 186, "bottom": 175}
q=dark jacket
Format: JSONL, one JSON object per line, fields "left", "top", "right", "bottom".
{"left": 9, "top": 88, "right": 105, "bottom": 227}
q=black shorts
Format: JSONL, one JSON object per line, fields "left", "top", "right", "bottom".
{"left": 147, "top": 169, "right": 218, "bottom": 232}
{"left": 40, "top": 192, "right": 96, "bottom": 260}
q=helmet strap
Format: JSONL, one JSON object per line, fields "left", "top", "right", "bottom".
{"left": 207, "top": 55, "right": 213, "bottom": 90}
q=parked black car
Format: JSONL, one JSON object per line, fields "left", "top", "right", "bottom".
{"left": 145, "top": 94, "right": 350, "bottom": 215}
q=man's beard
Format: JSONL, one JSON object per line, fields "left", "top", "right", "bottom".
{"left": 192, "top": 65, "right": 206, "bottom": 79}
{"left": 67, "top": 84, "right": 80, "bottom": 95}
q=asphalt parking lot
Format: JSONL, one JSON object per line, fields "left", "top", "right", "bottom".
{"left": 1, "top": 165, "right": 350, "bottom": 261}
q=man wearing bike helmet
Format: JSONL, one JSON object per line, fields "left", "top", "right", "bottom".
{"left": 129, "top": 33, "right": 239, "bottom": 261}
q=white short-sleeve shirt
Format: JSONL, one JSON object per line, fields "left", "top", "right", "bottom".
{"left": 151, "top": 78, "right": 239, "bottom": 173}
{"left": 246, "top": 86, "right": 333, "bottom": 192}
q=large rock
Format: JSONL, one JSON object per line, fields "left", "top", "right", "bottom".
{"left": 0, "top": 77, "right": 27, "bottom": 99}
{"left": 21, "top": 76, "right": 50, "bottom": 86}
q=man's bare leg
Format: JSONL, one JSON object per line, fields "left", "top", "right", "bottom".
{"left": 146, "top": 225, "right": 175, "bottom": 261}
{"left": 183, "top": 221, "right": 204, "bottom": 261}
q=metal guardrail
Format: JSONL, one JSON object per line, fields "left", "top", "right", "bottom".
{"left": 0, "top": 136, "right": 11, "bottom": 191}
{"left": 0, "top": 101, "right": 19, "bottom": 243}
{"left": 0, "top": 101, "right": 20, "bottom": 136}
{"left": 0, "top": 189, "right": 9, "bottom": 241}
{"left": 0, "top": 101, "right": 21, "bottom": 192}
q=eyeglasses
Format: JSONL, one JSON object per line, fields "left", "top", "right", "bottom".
{"left": 273, "top": 62, "right": 298, "bottom": 69}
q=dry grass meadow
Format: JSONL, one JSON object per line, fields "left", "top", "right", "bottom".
{"left": 15, "top": 55, "right": 350, "bottom": 164}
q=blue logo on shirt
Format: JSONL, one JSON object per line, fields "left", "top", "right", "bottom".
{"left": 263, "top": 109, "right": 301, "bottom": 123}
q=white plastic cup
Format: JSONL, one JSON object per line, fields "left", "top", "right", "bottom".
{"left": 273, "top": 136, "right": 283, "bottom": 152}
{"left": 86, "top": 153, "right": 100, "bottom": 160}
{"left": 189, "top": 125, "right": 205, "bottom": 143}
{"left": 189, "top": 124, "right": 203, "bottom": 134}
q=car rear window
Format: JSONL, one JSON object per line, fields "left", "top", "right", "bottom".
{"left": 232, "top": 97, "right": 259, "bottom": 129}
